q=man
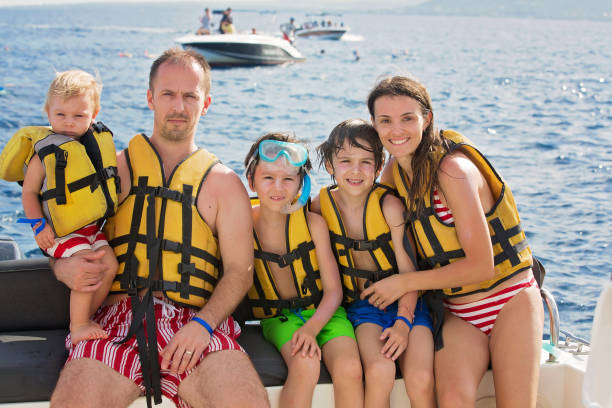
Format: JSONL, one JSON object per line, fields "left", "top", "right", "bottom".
{"left": 219, "top": 7, "right": 234, "bottom": 34}
{"left": 49, "top": 48, "right": 269, "bottom": 408}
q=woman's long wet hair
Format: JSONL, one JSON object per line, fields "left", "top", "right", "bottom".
{"left": 367, "top": 76, "right": 448, "bottom": 219}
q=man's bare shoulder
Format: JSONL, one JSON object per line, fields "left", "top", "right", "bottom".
{"left": 205, "top": 162, "right": 246, "bottom": 195}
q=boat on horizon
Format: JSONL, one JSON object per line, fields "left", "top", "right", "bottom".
{"left": 176, "top": 34, "right": 306, "bottom": 67}
{"left": 281, "top": 16, "right": 350, "bottom": 41}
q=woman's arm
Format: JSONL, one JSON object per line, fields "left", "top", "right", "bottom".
{"left": 362, "top": 154, "right": 495, "bottom": 308}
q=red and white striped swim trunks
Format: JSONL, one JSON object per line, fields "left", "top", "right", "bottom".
{"left": 45, "top": 223, "right": 108, "bottom": 258}
{"left": 443, "top": 276, "right": 539, "bottom": 336}
{"left": 66, "top": 296, "right": 244, "bottom": 408}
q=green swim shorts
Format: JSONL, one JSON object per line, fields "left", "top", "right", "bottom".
{"left": 260, "top": 306, "right": 356, "bottom": 351}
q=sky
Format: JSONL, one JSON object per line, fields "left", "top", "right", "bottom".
{"left": 0, "top": 0, "right": 424, "bottom": 8}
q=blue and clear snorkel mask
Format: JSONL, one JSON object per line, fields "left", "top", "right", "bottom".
{"left": 258, "top": 139, "right": 308, "bottom": 167}
{"left": 257, "top": 139, "right": 312, "bottom": 214}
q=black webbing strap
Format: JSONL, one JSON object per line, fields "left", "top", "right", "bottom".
{"left": 178, "top": 184, "right": 195, "bottom": 299}
{"left": 247, "top": 293, "right": 322, "bottom": 311}
{"left": 119, "top": 177, "right": 148, "bottom": 290}
{"left": 115, "top": 178, "right": 163, "bottom": 406}
{"left": 142, "top": 190, "right": 162, "bottom": 405}
{"left": 252, "top": 235, "right": 275, "bottom": 316}
{"left": 111, "top": 276, "right": 213, "bottom": 299}
{"left": 403, "top": 225, "right": 446, "bottom": 351}
{"left": 40, "top": 166, "right": 118, "bottom": 202}
{"left": 489, "top": 219, "right": 528, "bottom": 267}
{"left": 423, "top": 289, "right": 445, "bottom": 351}
{"left": 402, "top": 226, "right": 419, "bottom": 270}
{"left": 113, "top": 235, "right": 220, "bottom": 270}
{"left": 80, "top": 126, "right": 116, "bottom": 218}
{"left": 296, "top": 241, "right": 322, "bottom": 299}
{"left": 339, "top": 265, "right": 395, "bottom": 282}
{"left": 130, "top": 185, "right": 194, "bottom": 206}
{"left": 38, "top": 145, "right": 68, "bottom": 205}
{"left": 254, "top": 240, "right": 315, "bottom": 268}
{"left": 331, "top": 231, "right": 392, "bottom": 252}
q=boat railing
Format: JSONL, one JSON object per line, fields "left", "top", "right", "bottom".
{"left": 541, "top": 287, "right": 591, "bottom": 361}
{"left": 541, "top": 287, "right": 560, "bottom": 361}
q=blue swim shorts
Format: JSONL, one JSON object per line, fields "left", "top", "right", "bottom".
{"left": 346, "top": 297, "right": 433, "bottom": 332}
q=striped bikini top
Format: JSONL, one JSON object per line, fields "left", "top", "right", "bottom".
{"left": 433, "top": 188, "right": 454, "bottom": 225}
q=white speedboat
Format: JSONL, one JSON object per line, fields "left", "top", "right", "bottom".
{"left": 294, "top": 25, "right": 349, "bottom": 40}
{"left": 176, "top": 34, "right": 306, "bottom": 67}
{"left": 281, "top": 18, "right": 349, "bottom": 41}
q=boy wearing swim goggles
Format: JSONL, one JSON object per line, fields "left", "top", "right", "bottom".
{"left": 311, "top": 119, "right": 435, "bottom": 408}
{"left": 244, "top": 133, "right": 364, "bottom": 408}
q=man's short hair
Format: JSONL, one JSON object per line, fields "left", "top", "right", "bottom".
{"left": 149, "top": 47, "right": 211, "bottom": 96}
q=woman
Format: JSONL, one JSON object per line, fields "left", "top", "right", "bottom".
{"left": 361, "top": 76, "right": 544, "bottom": 408}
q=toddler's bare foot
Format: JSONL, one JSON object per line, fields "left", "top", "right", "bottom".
{"left": 70, "top": 321, "right": 108, "bottom": 345}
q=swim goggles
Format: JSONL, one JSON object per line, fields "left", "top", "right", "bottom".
{"left": 258, "top": 139, "right": 308, "bottom": 167}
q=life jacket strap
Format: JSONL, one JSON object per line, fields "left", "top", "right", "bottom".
{"left": 247, "top": 293, "right": 322, "bottom": 312}
{"left": 255, "top": 240, "right": 315, "bottom": 268}
{"left": 340, "top": 265, "right": 395, "bottom": 282}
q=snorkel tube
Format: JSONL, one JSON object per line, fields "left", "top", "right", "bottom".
{"left": 280, "top": 172, "right": 311, "bottom": 214}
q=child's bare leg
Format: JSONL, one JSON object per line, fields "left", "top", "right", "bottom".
{"left": 356, "top": 323, "right": 396, "bottom": 408}
{"left": 68, "top": 246, "right": 116, "bottom": 345}
{"left": 279, "top": 341, "right": 320, "bottom": 408}
{"left": 69, "top": 288, "right": 107, "bottom": 345}
{"left": 322, "top": 336, "right": 364, "bottom": 408}
{"left": 88, "top": 245, "right": 118, "bottom": 315}
{"left": 398, "top": 326, "right": 435, "bottom": 408}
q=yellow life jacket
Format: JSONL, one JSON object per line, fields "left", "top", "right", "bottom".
{"left": 319, "top": 184, "right": 398, "bottom": 304}
{"left": 106, "top": 134, "right": 220, "bottom": 309}
{"left": 393, "top": 129, "right": 532, "bottom": 297}
{"left": 246, "top": 200, "right": 322, "bottom": 319}
{"left": 0, "top": 122, "right": 118, "bottom": 237}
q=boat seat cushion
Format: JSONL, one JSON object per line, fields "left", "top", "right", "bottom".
{"left": 0, "top": 258, "right": 332, "bottom": 403}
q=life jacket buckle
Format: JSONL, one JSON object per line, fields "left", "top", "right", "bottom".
{"left": 55, "top": 150, "right": 68, "bottom": 168}
{"left": 352, "top": 240, "right": 375, "bottom": 251}
{"left": 288, "top": 298, "right": 302, "bottom": 309}
{"left": 178, "top": 262, "right": 195, "bottom": 276}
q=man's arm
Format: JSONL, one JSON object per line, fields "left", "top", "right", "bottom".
{"left": 195, "top": 166, "right": 254, "bottom": 328}
{"left": 50, "top": 251, "right": 107, "bottom": 292}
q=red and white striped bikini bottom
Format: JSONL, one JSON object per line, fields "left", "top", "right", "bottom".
{"left": 443, "top": 276, "right": 538, "bottom": 336}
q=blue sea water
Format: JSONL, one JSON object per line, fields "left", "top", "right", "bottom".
{"left": 0, "top": 2, "right": 610, "bottom": 340}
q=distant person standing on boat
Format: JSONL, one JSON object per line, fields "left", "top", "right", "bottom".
{"left": 196, "top": 7, "right": 212, "bottom": 35}
{"left": 361, "top": 75, "right": 544, "bottom": 408}
{"left": 49, "top": 48, "right": 269, "bottom": 408}
{"left": 219, "top": 7, "right": 235, "bottom": 34}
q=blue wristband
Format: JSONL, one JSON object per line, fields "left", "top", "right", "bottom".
{"left": 17, "top": 217, "right": 46, "bottom": 236}
{"left": 191, "top": 316, "right": 214, "bottom": 335}
{"left": 395, "top": 316, "right": 413, "bottom": 330}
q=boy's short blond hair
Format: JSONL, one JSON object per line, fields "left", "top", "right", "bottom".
{"left": 44, "top": 70, "right": 102, "bottom": 113}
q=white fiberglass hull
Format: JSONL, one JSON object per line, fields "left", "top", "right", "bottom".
{"left": 176, "top": 34, "right": 306, "bottom": 67}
